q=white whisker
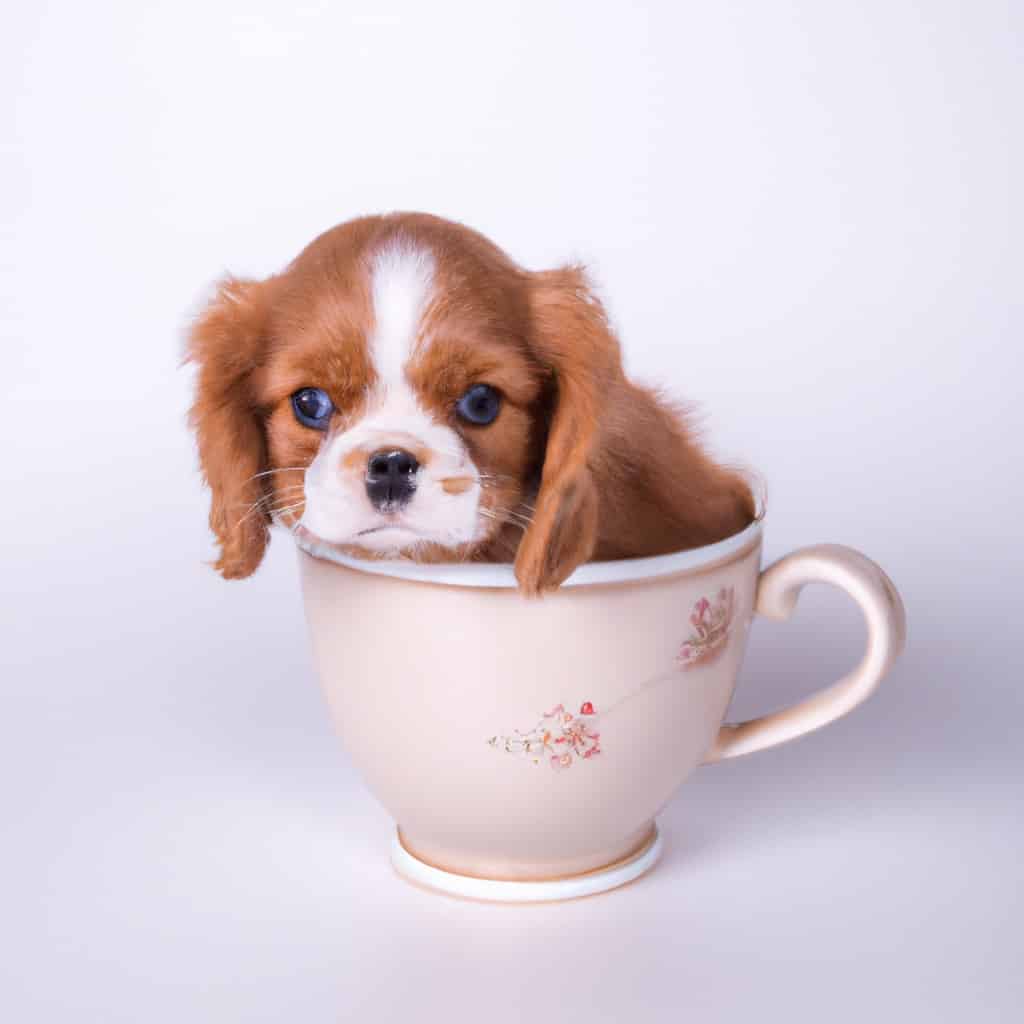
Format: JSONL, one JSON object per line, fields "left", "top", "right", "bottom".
{"left": 244, "top": 466, "right": 309, "bottom": 484}
{"left": 231, "top": 484, "right": 305, "bottom": 509}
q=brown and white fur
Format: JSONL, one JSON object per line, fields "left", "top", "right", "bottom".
{"left": 187, "top": 212, "right": 755, "bottom": 595}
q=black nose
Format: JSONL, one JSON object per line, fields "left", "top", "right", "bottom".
{"left": 365, "top": 449, "right": 419, "bottom": 509}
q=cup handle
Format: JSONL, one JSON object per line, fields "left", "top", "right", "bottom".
{"left": 704, "top": 544, "right": 906, "bottom": 763}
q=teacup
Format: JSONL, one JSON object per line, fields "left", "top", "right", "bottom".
{"left": 297, "top": 518, "right": 905, "bottom": 902}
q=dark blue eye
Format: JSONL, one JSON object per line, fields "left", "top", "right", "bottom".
{"left": 455, "top": 384, "right": 501, "bottom": 426}
{"left": 291, "top": 387, "right": 334, "bottom": 430}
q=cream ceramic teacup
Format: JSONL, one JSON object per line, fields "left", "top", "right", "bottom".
{"left": 297, "top": 519, "right": 905, "bottom": 902}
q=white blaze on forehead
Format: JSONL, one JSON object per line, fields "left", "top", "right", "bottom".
{"left": 368, "top": 242, "right": 435, "bottom": 388}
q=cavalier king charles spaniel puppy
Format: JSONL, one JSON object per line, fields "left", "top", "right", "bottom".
{"left": 187, "top": 212, "right": 755, "bottom": 594}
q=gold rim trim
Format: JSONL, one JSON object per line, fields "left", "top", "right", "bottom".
{"left": 296, "top": 519, "right": 764, "bottom": 591}
{"left": 395, "top": 823, "right": 659, "bottom": 884}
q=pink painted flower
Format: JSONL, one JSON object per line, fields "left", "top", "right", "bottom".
{"left": 678, "top": 587, "right": 736, "bottom": 669}
{"left": 492, "top": 699, "right": 602, "bottom": 769}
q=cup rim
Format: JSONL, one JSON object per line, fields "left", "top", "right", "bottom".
{"left": 294, "top": 517, "right": 764, "bottom": 589}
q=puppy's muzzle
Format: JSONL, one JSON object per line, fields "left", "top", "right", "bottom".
{"left": 365, "top": 449, "right": 419, "bottom": 510}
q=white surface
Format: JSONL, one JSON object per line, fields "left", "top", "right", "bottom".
{"left": 295, "top": 518, "right": 763, "bottom": 586}
{"left": 2, "top": 2, "right": 1022, "bottom": 1022}
{"left": 390, "top": 829, "right": 664, "bottom": 903}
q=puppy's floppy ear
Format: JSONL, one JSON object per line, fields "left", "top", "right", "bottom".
{"left": 516, "top": 265, "right": 622, "bottom": 595}
{"left": 186, "top": 276, "right": 274, "bottom": 579}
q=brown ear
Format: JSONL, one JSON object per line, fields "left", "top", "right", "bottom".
{"left": 515, "top": 266, "right": 622, "bottom": 595}
{"left": 185, "top": 277, "right": 273, "bottom": 579}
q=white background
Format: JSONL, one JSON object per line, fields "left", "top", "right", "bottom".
{"left": 3, "top": 2, "right": 1021, "bottom": 1020}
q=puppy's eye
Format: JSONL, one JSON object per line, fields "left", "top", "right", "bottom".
{"left": 291, "top": 387, "right": 334, "bottom": 430}
{"left": 455, "top": 384, "right": 501, "bottom": 426}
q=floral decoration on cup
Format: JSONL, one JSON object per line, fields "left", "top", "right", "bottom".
{"left": 678, "top": 587, "right": 735, "bottom": 669}
{"left": 488, "top": 702, "right": 601, "bottom": 770}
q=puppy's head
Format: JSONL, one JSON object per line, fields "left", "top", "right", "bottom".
{"left": 187, "top": 213, "right": 623, "bottom": 593}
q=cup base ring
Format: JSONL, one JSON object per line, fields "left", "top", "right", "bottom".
{"left": 390, "top": 825, "right": 663, "bottom": 903}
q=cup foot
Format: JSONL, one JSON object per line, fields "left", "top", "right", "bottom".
{"left": 390, "top": 826, "right": 663, "bottom": 903}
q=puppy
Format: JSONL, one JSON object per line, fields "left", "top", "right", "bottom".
{"left": 187, "top": 212, "right": 755, "bottom": 594}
